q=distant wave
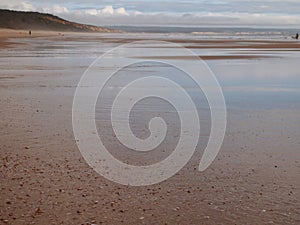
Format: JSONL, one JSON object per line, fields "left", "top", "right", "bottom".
{"left": 111, "top": 26, "right": 297, "bottom": 39}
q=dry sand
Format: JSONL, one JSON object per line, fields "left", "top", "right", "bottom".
{"left": 0, "top": 29, "right": 299, "bottom": 225}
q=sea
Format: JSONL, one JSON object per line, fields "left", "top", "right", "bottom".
{"left": 110, "top": 26, "right": 299, "bottom": 40}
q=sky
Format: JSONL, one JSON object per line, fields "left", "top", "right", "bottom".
{"left": 1, "top": 0, "right": 300, "bottom": 27}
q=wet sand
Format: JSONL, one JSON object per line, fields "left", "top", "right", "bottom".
{"left": 0, "top": 30, "right": 299, "bottom": 225}
{"left": 136, "top": 55, "right": 275, "bottom": 60}
{"left": 0, "top": 29, "right": 81, "bottom": 48}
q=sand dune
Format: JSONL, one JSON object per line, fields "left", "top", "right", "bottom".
{"left": 0, "top": 9, "right": 117, "bottom": 32}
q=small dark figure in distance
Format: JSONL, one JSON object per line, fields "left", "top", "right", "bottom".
{"left": 296, "top": 33, "right": 299, "bottom": 40}
{"left": 29, "top": 30, "right": 32, "bottom": 35}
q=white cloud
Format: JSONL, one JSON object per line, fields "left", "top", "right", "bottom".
{"left": 97, "top": 6, "right": 129, "bottom": 16}
{"left": 84, "top": 9, "right": 98, "bottom": 16}
{"left": 49, "top": 5, "right": 69, "bottom": 14}
{"left": 78, "top": 6, "right": 130, "bottom": 17}
{"left": 19, "top": 1, "right": 36, "bottom": 11}
{"left": 102, "top": 5, "right": 114, "bottom": 15}
{"left": 0, "top": 0, "right": 36, "bottom": 11}
{"left": 0, "top": 1, "right": 68, "bottom": 14}
{"left": 115, "top": 7, "right": 129, "bottom": 16}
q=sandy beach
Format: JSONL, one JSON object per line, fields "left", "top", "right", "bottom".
{"left": 0, "top": 29, "right": 64, "bottom": 48}
{"left": 0, "top": 29, "right": 299, "bottom": 225}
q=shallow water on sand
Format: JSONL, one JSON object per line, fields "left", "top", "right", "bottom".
{"left": 2, "top": 33, "right": 300, "bottom": 100}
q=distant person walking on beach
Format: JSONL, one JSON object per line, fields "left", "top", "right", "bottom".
{"left": 29, "top": 30, "right": 31, "bottom": 35}
{"left": 292, "top": 33, "right": 299, "bottom": 39}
